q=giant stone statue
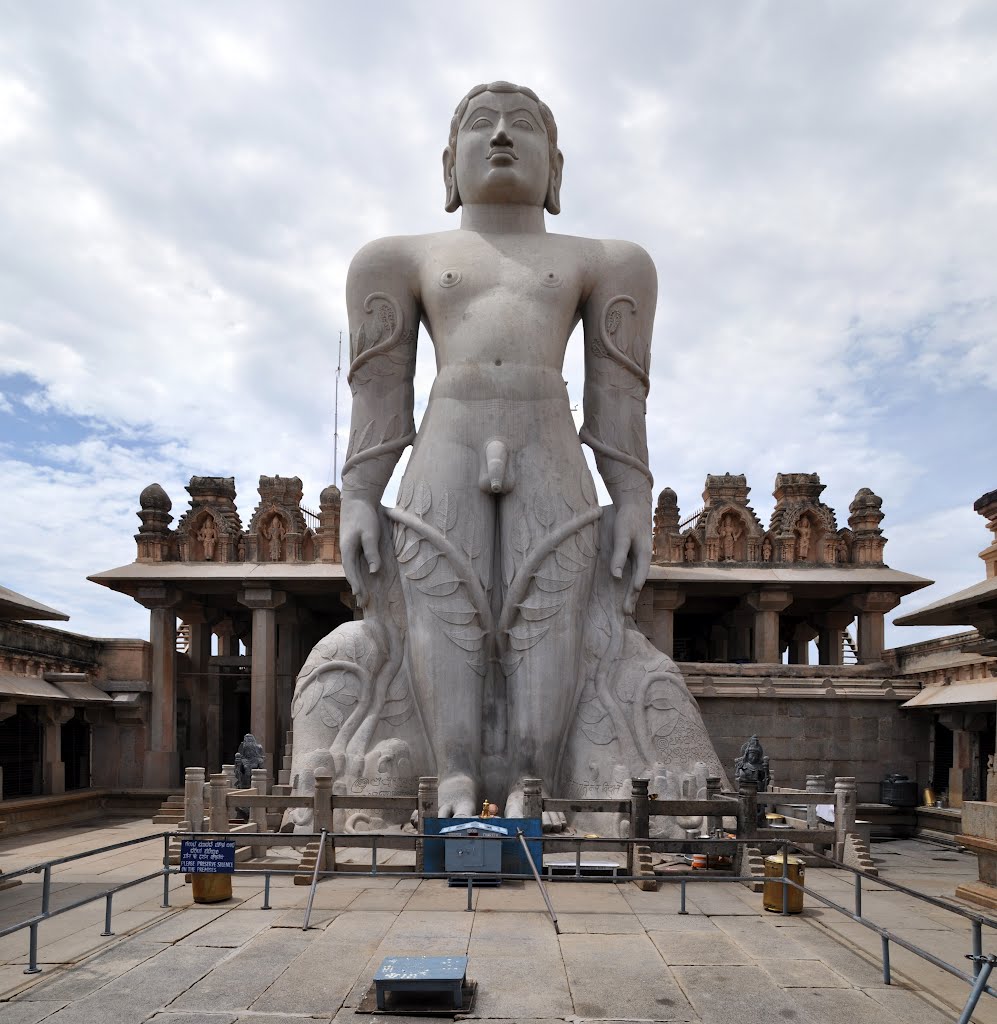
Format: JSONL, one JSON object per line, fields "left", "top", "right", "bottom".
{"left": 287, "top": 82, "right": 727, "bottom": 836}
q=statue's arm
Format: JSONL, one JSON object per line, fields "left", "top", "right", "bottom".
{"left": 340, "top": 237, "right": 419, "bottom": 603}
{"left": 581, "top": 240, "right": 657, "bottom": 612}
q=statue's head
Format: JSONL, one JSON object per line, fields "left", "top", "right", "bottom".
{"left": 443, "top": 81, "right": 563, "bottom": 215}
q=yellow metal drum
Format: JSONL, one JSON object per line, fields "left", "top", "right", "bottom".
{"left": 762, "top": 854, "right": 804, "bottom": 913}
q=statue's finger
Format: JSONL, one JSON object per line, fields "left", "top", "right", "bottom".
{"left": 361, "top": 529, "right": 380, "bottom": 575}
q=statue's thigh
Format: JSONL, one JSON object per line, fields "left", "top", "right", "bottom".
{"left": 393, "top": 447, "right": 496, "bottom": 677}
{"left": 497, "top": 452, "right": 599, "bottom": 671}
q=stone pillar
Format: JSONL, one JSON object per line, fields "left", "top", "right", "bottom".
{"left": 276, "top": 603, "right": 303, "bottom": 770}
{"left": 651, "top": 587, "right": 685, "bottom": 658}
{"left": 745, "top": 588, "right": 793, "bottom": 665}
{"left": 416, "top": 776, "right": 439, "bottom": 872}
{"left": 628, "top": 777, "right": 650, "bottom": 876}
{"left": 41, "top": 706, "right": 74, "bottom": 794}
{"left": 208, "top": 773, "right": 230, "bottom": 832}
{"left": 214, "top": 619, "right": 238, "bottom": 658}
{"left": 727, "top": 609, "right": 754, "bottom": 663}
{"left": 137, "top": 586, "right": 182, "bottom": 787}
{"left": 853, "top": 592, "right": 901, "bottom": 663}
{"left": 523, "top": 778, "right": 543, "bottom": 819}
{"left": 805, "top": 773, "right": 826, "bottom": 828}
{"left": 185, "top": 767, "right": 205, "bottom": 832}
{"left": 815, "top": 611, "right": 853, "bottom": 667}
{"left": 183, "top": 609, "right": 214, "bottom": 770}
{"left": 788, "top": 623, "right": 818, "bottom": 666}
{"left": 238, "top": 586, "right": 287, "bottom": 778}
{"left": 834, "top": 776, "right": 857, "bottom": 860}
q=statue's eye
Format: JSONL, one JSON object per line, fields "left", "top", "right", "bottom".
{"left": 513, "top": 119, "right": 534, "bottom": 131}
{"left": 470, "top": 117, "right": 492, "bottom": 130}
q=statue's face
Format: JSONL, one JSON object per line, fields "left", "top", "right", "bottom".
{"left": 454, "top": 90, "right": 550, "bottom": 207}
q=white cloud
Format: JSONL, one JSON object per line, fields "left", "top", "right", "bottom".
{"left": 0, "top": 1, "right": 994, "bottom": 644}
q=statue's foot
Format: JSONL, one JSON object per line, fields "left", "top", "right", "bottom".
{"left": 503, "top": 785, "right": 525, "bottom": 818}
{"left": 438, "top": 773, "right": 477, "bottom": 818}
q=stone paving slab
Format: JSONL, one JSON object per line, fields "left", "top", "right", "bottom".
{"left": 249, "top": 910, "right": 397, "bottom": 1014}
{"left": 672, "top": 964, "right": 819, "bottom": 1024}
{"left": 758, "top": 957, "right": 850, "bottom": 988}
{"left": 555, "top": 910, "right": 644, "bottom": 933}
{"left": 169, "top": 929, "right": 319, "bottom": 1011}
{"left": 560, "top": 932, "right": 695, "bottom": 1020}
{"left": 177, "top": 909, "right": 276, "bottom": 947}
{"left": 649, "top": 929, "right": 750, "bottom": 966}
{"left": 18, "top": 939, "right": 170, "bottom": 1001}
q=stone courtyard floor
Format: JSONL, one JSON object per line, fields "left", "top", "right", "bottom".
{"left": 0, "top": 819, "right": 994, "bottom": 1023}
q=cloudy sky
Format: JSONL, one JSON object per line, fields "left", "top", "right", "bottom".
{"left": 1, "top": 1, "right": 994, "bottom": 647}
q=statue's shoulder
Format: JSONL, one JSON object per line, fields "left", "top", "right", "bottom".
{"left": 348, "top": 231, "right": 458, "bottom": 290}
{"left": 553, "top": 235, "right": 656, "bottom": 293}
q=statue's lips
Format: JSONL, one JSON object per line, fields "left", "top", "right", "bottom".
{"left": 487, "top": 150, "right": 517, "bottom": 164}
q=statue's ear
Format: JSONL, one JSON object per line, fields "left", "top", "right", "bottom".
{"left": 442, "top": 147, "right": 461, "bottom": 213}
{"left": 545, "top": 148, "right": 564, "bottom": 215}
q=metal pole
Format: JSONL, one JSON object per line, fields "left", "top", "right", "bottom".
{"left": 959, "top": 957, "right": 996, "bottom": 1024}
{"left": 371, "top": 835, "right": 378, "bottom": 876}
{"left": 679, "top": 879, "right": 688, "bottom": 915}
{"left": 575, "top": 839, "right": 581, "bottom": 878}
{"left": 41, "top": 865, "right": 51, "bottom": 915}
{"left": 881, "top": 934, "right": 891, "bottom": 985}
{"left": 24, "top": 923, "right": 40, "bottom": 974}
{"left": 302, "top": 829, "right": 327, "bottom": 931}
{"left": 262, "top": 873, "right": 271, "bottom": 911}
{"left": 972, "top": 920, "right": 983, "bottom": 977}
{"left": 101, "top": 894, "right": 114, "bottom": 937}
{"left": 781, "top": 843, "right": 789, "bottom": 916}
{"left": 466, "top": 876, "right": 473, "bottom": 912}
{"left": 516, "top": 830, "right": 559, "bottom": 934}
{"left": 854, "top": 873, "right": 862, "bottom": 918}
{"left": 162, "top": 833, "right": 171, "bottom": 908}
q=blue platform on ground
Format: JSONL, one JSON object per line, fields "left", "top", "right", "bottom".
{"left": 424, "top": 817, "right": 542, "bottom": 876}
{"left": 373, "top": 955, "right": 468, "bottom": 1009}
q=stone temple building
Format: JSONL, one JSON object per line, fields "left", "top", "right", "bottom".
{"left": 75, "top": 469, "right": 935, "bottom": 806}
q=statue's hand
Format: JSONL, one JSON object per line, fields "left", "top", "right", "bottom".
{"left": 340, "top": 495, "right": 381, "bottom": 608}
{"left": 610, "top": 500, "right": 652, "bottom": 616}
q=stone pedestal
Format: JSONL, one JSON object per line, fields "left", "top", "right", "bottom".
{"left": 956, "top": 802, "right": 997, "bottom": 910}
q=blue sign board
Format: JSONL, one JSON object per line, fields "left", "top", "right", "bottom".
{"left": 424, "top": 817, "right": 541, "bottom": 875}
{"left": 180, "top": 838, "right": 236, "bottom": 874}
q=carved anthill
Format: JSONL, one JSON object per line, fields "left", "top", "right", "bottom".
{"left": 175, "top": 477, "right": 243, "bottom": 562}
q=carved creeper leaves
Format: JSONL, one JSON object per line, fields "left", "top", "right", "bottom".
{"left": 414, "top": 481, "right": 432, "bottom": 518}
{"left": 398, "top": 479, "right": 414, "bottom": 510}
{"left": 534, "top": 490, "right": 555, "bottom": 530}
{"left": 434, "top": 489, "right": 458, "bottom": 536}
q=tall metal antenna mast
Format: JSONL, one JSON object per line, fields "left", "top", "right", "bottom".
{"left": 333, "top": 330, "right": 343, "bottom": 487}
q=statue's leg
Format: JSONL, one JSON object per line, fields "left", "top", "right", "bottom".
{"left": 498, "top": 437, "right": 600, "bottom": 816}
{"left": 391, "top": 433, "right": 495, "bottom": 818}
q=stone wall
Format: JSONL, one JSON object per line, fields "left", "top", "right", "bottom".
{"left": 0, "top": 620, "right": 101, "bottom": 671}
{"left": 697, "top": 694, "right": 931, "bottom": 802}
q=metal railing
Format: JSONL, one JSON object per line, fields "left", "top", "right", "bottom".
{"left": 2, "top": 828, "right": 995, "bottom": 1019}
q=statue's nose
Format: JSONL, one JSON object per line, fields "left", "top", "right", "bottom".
{"left": 490, "top": 124, "right": 513, "bottom": 149}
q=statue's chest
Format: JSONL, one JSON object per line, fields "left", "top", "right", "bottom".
{"left": 421, "top": 247, "right": 581, "bottom": 325}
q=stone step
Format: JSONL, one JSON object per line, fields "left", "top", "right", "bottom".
{"left": 152, "top": 812, "right": 185, "bottom": 824}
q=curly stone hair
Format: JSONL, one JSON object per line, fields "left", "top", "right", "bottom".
{"left": 443, "top": 81, "right": 562, "bottom": 215}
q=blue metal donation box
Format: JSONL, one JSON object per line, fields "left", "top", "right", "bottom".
{"left": 179, "top": 838, "right": 236, "bottom": 874}
{"left": 441, "top": 820, "right": 508, "bottom": 877}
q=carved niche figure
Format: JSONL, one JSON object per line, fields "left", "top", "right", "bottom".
{"left": 734, "top": 734, "right": 771, "bottom": 792}
{"left": 683, "top": 534, "right": 697, "bottom": 562}
{"left": 264, "top": 514, "right": 286, "bottom": 561}
{"left": 761, "top": 536, "right": 773, "bottom": 562}
{"left": 717, "top": 513, "right": 742, "bottom": 561}
{"left": 797, "top": 517, "right": 812, "bottom": 561}
{"left": 197, "top": 516, "right": 218, "bottom": 560}
{"left": 288, "top": 81, "right": 726, "bottom": 829}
